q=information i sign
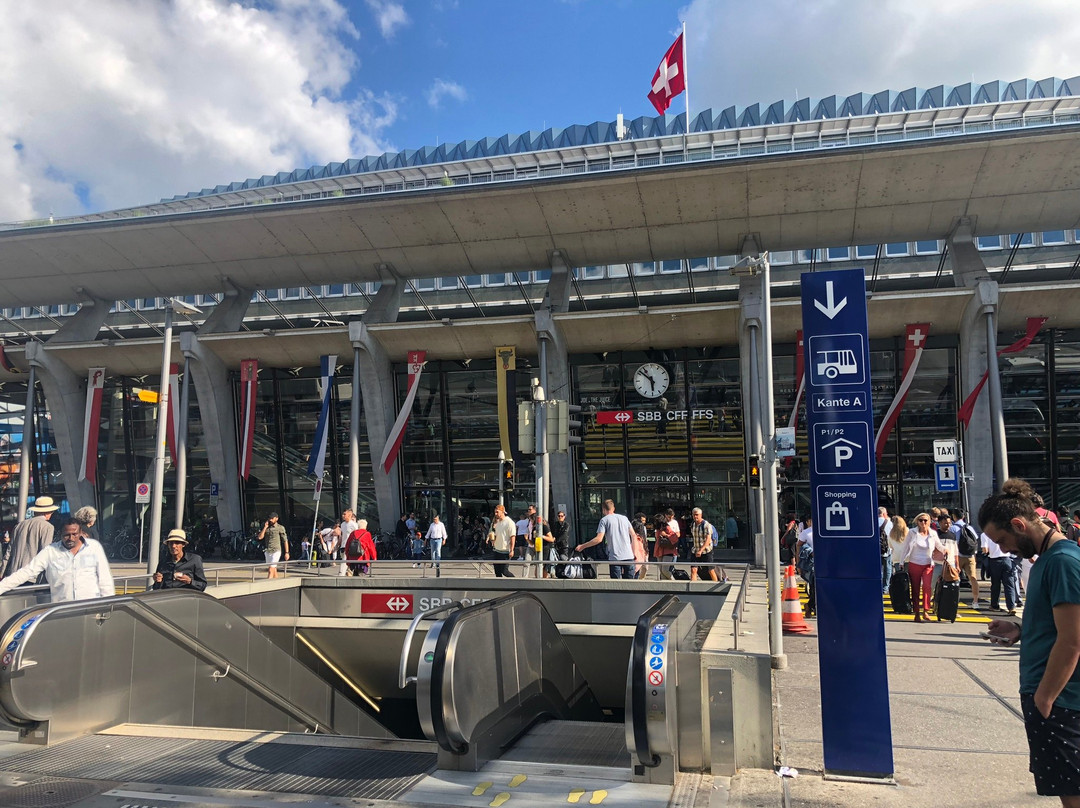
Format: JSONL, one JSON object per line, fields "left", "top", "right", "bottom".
{"left": 801, "top": 268, "right": 893, "bottom": 779}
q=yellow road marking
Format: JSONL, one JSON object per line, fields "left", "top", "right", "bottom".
{"left": 472, "top": 781, "right": 493, "bottom": 796}
{"left": 568, "top": 788, "right": 586, "bottom": 804}
{"left": 508, "top": 774, "right": 527, "bottom": 788}
{"left": 590, "top": 789, "right": 609, "bottom": 804}
{"left": 490, "top": 792, "right": 511, "bottom": 807}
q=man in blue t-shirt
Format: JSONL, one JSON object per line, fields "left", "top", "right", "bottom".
{"left": 576, "top": 499, "right": 638, "bottom": 579}
{"left": 981, "top": 479, "right": 1080, "bottom": 806}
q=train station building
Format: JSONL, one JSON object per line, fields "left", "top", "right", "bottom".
{"left": 1, "top": 75, "right": 1079, "bottom": 559}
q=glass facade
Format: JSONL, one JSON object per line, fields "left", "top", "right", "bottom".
{"left": 4, "top": 330, "right": 1080, "bottom": 557}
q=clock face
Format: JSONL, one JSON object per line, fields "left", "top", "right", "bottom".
{"left": 634, "top": 362, "right": 670, "bottom": 399}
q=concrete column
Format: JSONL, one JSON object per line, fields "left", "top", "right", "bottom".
{"left": 179, "top": 332, "right": 243, "bottom": 533}
{"left": 23, "top": 297, "right": 114, "bottom": 509}
{"left": 949, "top": 221, "right": 999, "bottom": 513}
{"left": 175, "top": 288, "right": 252, "bottom": 533}
{"left": 352, "top": 276, "right": 404, "bottom": 531}
{"left": 24, "top": 342, "right": 96, "bottom": 510}
{"left": 536, "top": 251, "right": 574, "bottom": 525}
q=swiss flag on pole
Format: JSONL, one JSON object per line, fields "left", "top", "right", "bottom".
{"left": 647, "top": 33, "right": 686, "bottom": 115}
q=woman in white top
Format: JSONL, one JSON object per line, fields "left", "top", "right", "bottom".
{"left": 898, "top": 512, "right": 948, "bottom": 622}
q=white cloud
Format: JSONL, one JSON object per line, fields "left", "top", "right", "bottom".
{"left": 0, "top": 0, "right": 397, "bottom": 221}
{"left": 426, "top": 79, "right": 467, "bottom": 109}
{"left": 365, "top": 0, "right": 409, "bottom": 38}
{"left": 680, "top": 0, "right": 1080, "bottom": 113}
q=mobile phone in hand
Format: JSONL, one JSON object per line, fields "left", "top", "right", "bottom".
{"left": 980, "top": 631, "right": 1012, "bottom": 642}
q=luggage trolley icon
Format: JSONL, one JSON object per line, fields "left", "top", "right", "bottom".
{"left": 816, "top": 349, "right": 859, "bottom": 380}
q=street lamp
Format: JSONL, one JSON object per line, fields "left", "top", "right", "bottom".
{"left": 146, "top": 298, "right": 202, "bottom": 576}
{"left": 731, "top": 252, "right": 785, "bottom": 669}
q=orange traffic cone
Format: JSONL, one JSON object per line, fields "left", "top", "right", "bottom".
{"left": 781, "top": 565, "right": 812, "bottom": 634}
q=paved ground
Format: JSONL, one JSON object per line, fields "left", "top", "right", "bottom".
{"left": 724, "top": 580, "right": 1041, "bottom": 808}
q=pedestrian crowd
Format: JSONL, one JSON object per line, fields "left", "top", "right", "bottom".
{"left": 778, "top": 499, "right": 1065, "bottom": 624}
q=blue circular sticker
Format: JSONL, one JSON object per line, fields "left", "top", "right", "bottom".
{"left": 649, "top": 656, "right": 663, "bottom": 670}
{"left": 650, "top": 634, "right": 665, "bottom": 644}
{"left": 20, "top": 619, "right": 36, "bottom": 630}
{"left": 650, "top": 643, "right": 664, "bottom": 655}
{"left": 6, "top": 641, "right": 18, "bottom": 653}
{"left": 13, "top": 630, "right": 23, "bottom": 640}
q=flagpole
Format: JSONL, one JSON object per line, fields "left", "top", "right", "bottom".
{"left": 682, "top": 20, "right": 689, "bottom": 158}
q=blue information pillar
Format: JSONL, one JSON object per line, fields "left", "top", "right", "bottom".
{"left": 801, "top": 268, "right": 893, "bottom": 778}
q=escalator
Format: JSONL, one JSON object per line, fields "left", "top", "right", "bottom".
{"left": 0, "top": 589, "right": 394, "bottom": 743}
{"left": 401, "top": 591, "right": 700, "bottom": 784}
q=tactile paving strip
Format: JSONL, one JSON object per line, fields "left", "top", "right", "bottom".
{"left": 0, "top": 734, "right": 435, "bottom": 800}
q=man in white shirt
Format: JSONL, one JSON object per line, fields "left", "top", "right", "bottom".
{"left": 425, "top": 514, "right": 448, "bottom": 577}
{"left": 334, "top": 509, "right": 358, "bottom": 576}
{"left": 488, "top": 504, "right": 517, "bottom": 578}
{"left": 0, "top": 518, "right": 114, "bottom": 602}
{"left": 983, "top": 531, "right": 1019, "bottom": 614}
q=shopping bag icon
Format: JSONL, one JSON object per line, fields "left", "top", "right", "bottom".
{"left": 825, "top": 501, "right": 850, "bottom": 531}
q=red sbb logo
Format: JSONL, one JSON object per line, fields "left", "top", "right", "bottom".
{"left": 596, "top": 410, "right": 634, "bottom": 425}
{"left": 361, "top": 593, "right": 414, "bottom": 615}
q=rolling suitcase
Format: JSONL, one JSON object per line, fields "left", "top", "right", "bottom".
{"left": 889, "top": 568, "right": 913, "bottom": 614}
{"left": 936, "top": 579, "right": 961, "bottom": 622}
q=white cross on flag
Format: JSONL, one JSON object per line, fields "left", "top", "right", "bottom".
{"left": 874, "top": 323, "right": 931, "bottom": 461}
{"left": 647, "top": 33, "right": 686, "bottom": 115}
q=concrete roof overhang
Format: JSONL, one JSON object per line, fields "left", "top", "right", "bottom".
{"left": 2, "top": 125, "right": 1080, "bottom": 309}
{"left": 7, "top": 283, "right": 1073, "bottom": 380}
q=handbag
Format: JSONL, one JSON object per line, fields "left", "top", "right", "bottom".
{"left": 943, "top": 561, "right": 960, "bottom": 582}
{"left": 564, "top": 553, "right": 583, "bottom": 579}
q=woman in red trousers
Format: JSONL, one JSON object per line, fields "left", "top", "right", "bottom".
{"left": 898, "top": 512, "right": 948, "bottom": 622}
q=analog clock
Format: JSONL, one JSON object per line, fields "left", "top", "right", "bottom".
{"left": 633, "top": 362, "right": 670, "bottom": 399}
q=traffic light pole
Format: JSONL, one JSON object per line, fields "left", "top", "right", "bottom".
{"left": 534, "top": 381, "right": 547, "bottom": 579}
{"left": 498, "top": 450, "right": 505, "bottom": 508}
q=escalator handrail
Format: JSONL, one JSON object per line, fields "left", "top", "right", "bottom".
{"left": 398, "top": 600, "right": 463, "bottom": 689}
{"left": 0, "top": 591, "right": 337, "bottom": 735}
{"left": 427, "top": 591, "right": 572, "bottom": 755}
{"left": 630, "top": 594, "right": 680, "bottom": 768}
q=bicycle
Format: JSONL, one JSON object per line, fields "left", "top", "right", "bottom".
{"left": 375, "top": 531, "right": 409, "bottom": 560}
{"left": 101, "top": 529, "right": 139, "bottom": 561}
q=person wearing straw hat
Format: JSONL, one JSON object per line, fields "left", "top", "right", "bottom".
{"left": 152, "top": 529, "right": 206, "bottom": 591}
{"left": 2, "top": 495, "right": 60, "bottom": 580}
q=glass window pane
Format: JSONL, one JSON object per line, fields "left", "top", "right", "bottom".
{"left": 915, "top": 240, "right": 938, "bottom": 254}
{"left": 827, "top": 247, "right": 849, "bottom": 261}
{"left": 884, "top": 242, "right": 908, "bottom": 257}
{"left": 1043, "top": 230, "right": 1066, "bottom": 245}
{"left": 855, "top": 244, "right": 878, "bottom": 259}
{"left": 977, "top": 235, "right": 1001, "bottom": 250}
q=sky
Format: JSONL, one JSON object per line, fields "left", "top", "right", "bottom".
{"left": 1, "top": 0, "right": 1078, "bottom": 221}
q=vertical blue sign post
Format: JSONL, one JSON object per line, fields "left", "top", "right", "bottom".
{"left": 801, "top": 268, "right": 893, "bottom": 778}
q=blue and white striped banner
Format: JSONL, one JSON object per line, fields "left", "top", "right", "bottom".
{"left": 308, "top": 354, "right": 337, "bottom": 478}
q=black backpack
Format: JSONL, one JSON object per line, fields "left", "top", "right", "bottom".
{"left": 879, "top": 522, "right": 890, "bottom": 554}
{"left": 956, "top": 524, "right": 979, "bottom": 557}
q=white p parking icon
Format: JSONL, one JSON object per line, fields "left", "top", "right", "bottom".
{"left": 833, "top": 444, "right": 853, "bottom": 466}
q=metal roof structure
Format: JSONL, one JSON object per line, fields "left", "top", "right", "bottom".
{"left": 161, "top": 76, "right": 1080, "bottom": 203}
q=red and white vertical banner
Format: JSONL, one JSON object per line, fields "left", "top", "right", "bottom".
{"left": 164, "top": 363, "right": 181, "bottom": 464}
{"left": 787, "top": 330, "right": 805, "bottom": 430}
{"left": 874, "top": 323, "right": 931, "bottom": 461}
{"left": 77, "top": 368, "right": 106, "bottom": 482}
{"left": 380, "top": 351, "right": 426, "bottom": 474}
{"left": 958, "top": 316, "right": 1047, "bottom": 428}
{"left": 238, "top": 359, "right": 259, "bottom": 480}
